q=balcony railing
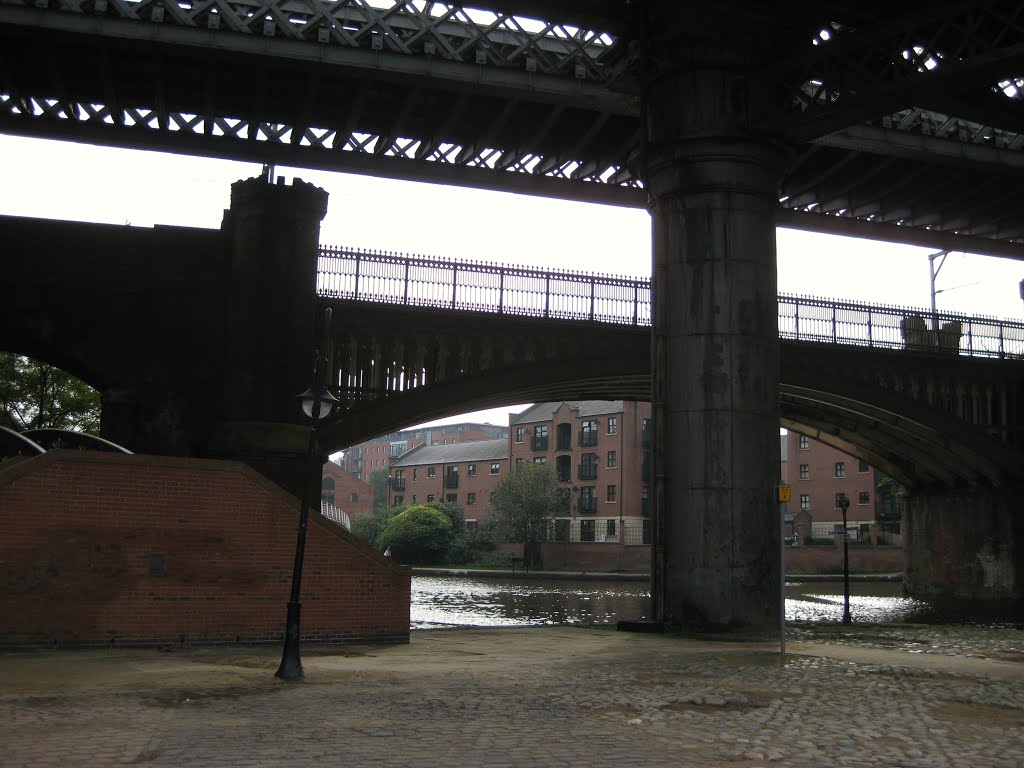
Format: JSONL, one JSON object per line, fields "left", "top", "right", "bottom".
{"left": 444, "top": 475, "right": 459, "bottom": 489}
{"left": 391, "top": 477, "right": 406, "bottom": 491}
{"left": 578, "top": 497, "right": 597, "bottom": 514}
{"left": 318, "top": 247, "right": 1024, "bottom": 359}
{"left": 578, "top": 430, "right": 598, "bottom": 447}
{"left": 578, "top": 465, "right": 598, "bottom": 481}
{"left": 532, "top": 435, "right": 549, "bottom": 451}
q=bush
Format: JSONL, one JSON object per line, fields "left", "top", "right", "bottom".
{"left": 350, "top": 506, "right": 401, "bottom": 550}
{"left": 378, "top": 504, "right": 452, "bottom": 565}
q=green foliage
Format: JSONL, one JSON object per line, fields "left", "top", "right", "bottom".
{"left": 488, "top": 463, "right": 560, "bottom": 566}
{"left": 368, "top": 468, "right": 390, "bottom": 511}
{"left": 350, "top": 506, "right": 400, "bottom": 550}
{"left": 377, "top": 504, "right": 453, "bottom": 565}
{"left": 0, "top": 353, "right": 100, "bottom": 432}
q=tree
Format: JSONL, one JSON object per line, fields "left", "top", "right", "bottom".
{"left": 368, "top": 468, "right": 390, "bottom": 511}
{"left": 488, "top": 462, "right": 560, "bottom": 568}
{"left": 0, "top": 353, "right": 100, "bottom": 432}
{"left": 377, "top": 504, "right": 452, "bottom": 565}
{"left": 350, "top": 505, "right": 401, "bottom": 551}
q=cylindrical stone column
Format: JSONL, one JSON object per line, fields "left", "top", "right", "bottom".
{"left": 645, "top": 27, "right": 789, "bottom": 632}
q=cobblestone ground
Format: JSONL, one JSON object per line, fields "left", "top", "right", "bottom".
{"left": 1, "top": 624, "right": 1021, "bottom": 768}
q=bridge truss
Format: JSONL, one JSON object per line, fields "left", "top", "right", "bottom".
{"left": 3, "top": 0, "right": 1024, "bottom": 257}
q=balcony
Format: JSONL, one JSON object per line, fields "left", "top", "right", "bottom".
{"left": 578, "top": 430, "right": 598, "bottom": 447}
{"left": 391, "top": 477, "right": 406, "bottom": 491}
{"left": 444, "top": 474, "right": 459, "bottom": 489}
{"left": 532, "top": 435, "right": 549, "bottom": 451}
{"left": 641, "top": 496, "right": 651, "bottom": 517}
{"left": 578, "top": 464, "right": 597, "bottom": 481}
{"left": 578, "top": 497, "right": 597, "bottom": 514}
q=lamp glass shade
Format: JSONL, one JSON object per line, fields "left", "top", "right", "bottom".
{"left": 297, "top": 386, "right": 339, "bottom": 420}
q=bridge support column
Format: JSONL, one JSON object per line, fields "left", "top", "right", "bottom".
{"left": 206, "top": 174, "right": 330, "bottom": 497}
{"left": 905, "top": 484, "right": 1023, "bottom": 600}
{"left": 645, "top": 22, "right": 789, "bottom": 632}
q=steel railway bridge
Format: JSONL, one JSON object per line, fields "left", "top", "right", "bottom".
{"left": 3, "top": 0, "right": 1024, "bottom": 625}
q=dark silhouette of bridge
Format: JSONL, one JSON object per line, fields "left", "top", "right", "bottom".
{"left": 4, "top": 0, "right": 1024, "bottom": 628}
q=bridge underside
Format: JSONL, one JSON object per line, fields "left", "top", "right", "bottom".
{"left": 5, "top": 0, "right": 1024, "bottom": 622}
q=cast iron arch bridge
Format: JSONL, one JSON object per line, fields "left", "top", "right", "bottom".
{"left": 314, "top": 246, "right": 1024, "bottom": 492}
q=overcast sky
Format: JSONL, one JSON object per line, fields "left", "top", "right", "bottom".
{"left": 3, "top": 133, "right": 1022, "bottom": 430}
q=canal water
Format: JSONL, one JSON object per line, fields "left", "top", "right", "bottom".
{"left": 411, "top": 575, "right": 1023, "bottom": 630}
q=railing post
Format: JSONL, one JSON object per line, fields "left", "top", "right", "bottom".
{"left": 867, "top": 309, "right": 872, "bottom": 347}
{"left": 354, "top": 250, "right": 361, "bottom": 299}
{"left": 403, "top": 258, "right": 409, "bottom": 306}
{"left": 452, "top": 265, "right": 458, "bottom": 309}
{"left": 794, "top": 302, "right": 800, "bottom": 340}
{"left": 999, "top": 324, "right": 1004, "bottom": 359}
{"left": 589, "top": 277, "right": 595, "bottom": 321}
{"left": 632, "top": 282, "right": 639, "bottom": 325}
{"left": 545, "top": 275, "right": 550, "bottom": 318}
{"left": 832, "top": 303, "right": 837, "bottom": 344}
{"left": 499, "top": 267, "right": 505, "bottom": 315}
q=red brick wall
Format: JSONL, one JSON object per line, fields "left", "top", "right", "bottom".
{"left": 0, "top": 451, "right": 410, "bottom": 648}
{"left": 785, "top": 544, "right": 904, "bottom": 574}
{"left": 321, "top": 461, "right": 373, "bottom": 519}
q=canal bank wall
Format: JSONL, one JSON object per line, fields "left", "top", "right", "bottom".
{"left": 412, "top": 568, "right": 902, "bottom": 583}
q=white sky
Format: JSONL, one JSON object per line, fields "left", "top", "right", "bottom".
{"left": 3, "top": 133, "right": 1023, "bottom": 432}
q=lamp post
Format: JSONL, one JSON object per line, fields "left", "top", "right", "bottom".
{"left": 276, "top": 307, "right": 339, "bottom": 681}
{"left": 838, "top": 494, "right": 851, "bottom": 625}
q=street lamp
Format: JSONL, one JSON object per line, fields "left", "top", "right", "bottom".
{"left": 837, "top": 494, "right": 852, "bottom": 625}
{"left": 276, "top": 307, "right": 339, "bottom": 681}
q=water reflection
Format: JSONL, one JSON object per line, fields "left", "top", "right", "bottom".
{"left": 411, "top": 576, "right": 1022, "bottom": 629}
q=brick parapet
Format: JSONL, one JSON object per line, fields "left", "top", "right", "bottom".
{"left": 0, "top": 450, "right": 409, "bottom": 648}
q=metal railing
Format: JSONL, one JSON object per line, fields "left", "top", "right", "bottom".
{"left": 318, "top": 246, "right": 651, "bottom": 326}
{"left": 318, "top": 246, "right": 1024, "bottom": 359}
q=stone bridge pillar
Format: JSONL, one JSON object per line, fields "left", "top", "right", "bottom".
{"left": 904, "top": 484, "right": 1023, "bottom": 601}
{"left": 644, "top": 16, "right": 789, "bottom": 632}
{"left": 206, "top": 174, "right": 330, "bottom": 497}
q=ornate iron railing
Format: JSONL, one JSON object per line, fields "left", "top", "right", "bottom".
{"left": 318, "top": 245, "right": 651, "bottom": 325}
{"left": 317, "top": 246, "right": 1024, "bottom": 359}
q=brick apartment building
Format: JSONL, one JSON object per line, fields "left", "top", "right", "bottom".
{"left": 320, "top": 459, "right": 373, "bottom": 521}
{"left": 387, "top": 438, "right": 509, "bottom": 521}
{"left": 779, "top": 431, "right": 897, "bottom": 543}
{"left": 385, "top": 401, "right": 653, "bottom": 571}
{"left": 339, "top": 422, "right": 509, "bottom": 480}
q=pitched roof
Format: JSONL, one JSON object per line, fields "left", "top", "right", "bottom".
{"left": 511, "top": 400, "right": 625, "bottom": 424}
{"left": 389, "top": 438, "right": 508, "bottom": 467}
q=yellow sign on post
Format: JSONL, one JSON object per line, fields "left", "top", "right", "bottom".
{"left": 777, "top": 483, "right": 792, "bottom": 503}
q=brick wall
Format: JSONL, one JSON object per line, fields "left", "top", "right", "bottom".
{"left": 0, "top": 451, "right": 410, "bottom": 648}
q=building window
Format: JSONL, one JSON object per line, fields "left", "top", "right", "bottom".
{"left": 556, "top": 455, "right": 571, "bottom": 482}
{"left": 533, "top": 456, "right": 546, "bottom": 464}
{"left": 468, "top": 463, "right": 477, "bottom": 476}
{"left": 490, "top": 462, "right": 501, "bottom": 475}
{"left": 350, "top": 492, "right": 358, "bottom": 503}
{"left": 606, "top": 520, "right": 617, "bottom": 539}
{"left": 532, "top": 425, "right": 549, "bottom": 451}
{"left": 580, "top": 519, "right": 595, "bottom": 542}
{"left": 580, "top": 419, "right": 598, "bottom": 447}
{"left": 858, "top": 460, "right": 870, "bottom": 473}
{"left": 393, "top": 496, "right": 404, "bottom": 506}
{"left": 607, "top": 451, "right": 617, "bottom": 468}
{"left": 799, "top": 464, "right": 809, "bottom": 480}
{"left": 800, "top": 494, "right": 810, "bottom": 511}
{"left": 798, "top": 435, "right": 809, "bottom": 449}
{"left": 607, "top": 484, "right": 616, "bottom": 502}
{"left": 467, "top": 492, "right": 477, "bottom": 505}
{"left": 446, "top": 494, "right": 457, "bottom": 503}
{"left": 859, "top": 491, "right": 870, "bottom": 505}
{"left": 556, "top": 423, "right": 572, "bottom": 450}
{"left": 835, "top": 493, "right": 847, "bottom": 508}
{"left": 516, "top": 457, "right": 525, "bottom": 467}
{"left": 579, "top": 453, "right": 598, "bottom": 481}
{"left": 427, "top": 467, "right": 436, "bottom": 479}
{"left": 579, "top": 486, "right": 596, "bottom": 513}
{"left": 835, "top": 462, "right": 846, "bottom": 478}
{"left": 412, "top": 468, "right": 417, "bottom": 482}
{"left": 392, "top": 470, "right": 406, "bottom": 491}
{"left": 427, "top": 494, "right": 435, "bottom": 503}
{"left": 607, "top": 417, "right": 617, "bottom": 434}
{"left": 515, "top": 426, "right": 527, "bottom": 443}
